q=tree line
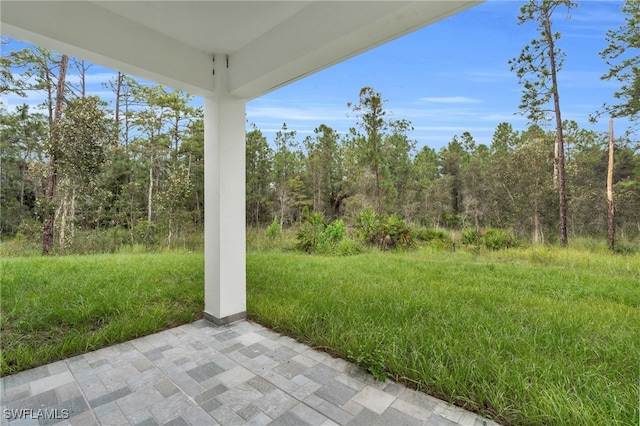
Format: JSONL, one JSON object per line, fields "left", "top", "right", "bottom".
{"left": 246, "top": 92, "right": 639, "bottom": 245}
{"left": 1, "top": 0, "right": 639, "bottom": 254}
{"left": 2, "top": 45, "right": 204, "bottom": 252}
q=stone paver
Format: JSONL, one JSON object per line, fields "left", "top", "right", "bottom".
{"left": 0, "top": 320, "right": 501, "bottom": 425}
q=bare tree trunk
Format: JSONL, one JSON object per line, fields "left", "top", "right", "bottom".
{"left": 533, "top": 214, "right": 541, "bottom": 244}
{"left": 80, "top": 60, "right": 86, "bottom": 97}
{"left": 73, "top": 58, "right": 91, "bottom": 98}
{"left": 124, "top": 95, "right": 131, "bottom": 153}
{"left": 148, "top": 165, "right": 153, "bottom": 222}
{"left": 553, "top": 136, "right": 559, "bottom": 189}
{"left": 57, "top": 187, "right": 66, "bottom": 249}
{"left": 57, "top": 178, "right": 76, "bottom": 250}
{"left": 115, "top": 72, "right": 122, "bottom": 126}
{"left": 607, "top": 119, "right": 615, "bottom": 251}
{"left": 544, "top": 9, "right": 568, "bottom": 246}
{"left": 70, "top": 186, "right": 76, "bottom": 244}
{"left": 42, "top": 54, "right": 68, "bottom": 255}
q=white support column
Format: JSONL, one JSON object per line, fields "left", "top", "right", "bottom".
{"left": 203, "top": 55, "right": 246, "bottom": 325}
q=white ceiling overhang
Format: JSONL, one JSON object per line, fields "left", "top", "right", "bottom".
{"left": 1, "top": 1, "right": 481, "bottom": 100}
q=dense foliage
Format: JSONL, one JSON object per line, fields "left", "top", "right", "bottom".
{"left": 1, "top": 35, "right": 639, "bottom": 254}
{"left": 2, "top": 46, "right": 204, "bottom": 253}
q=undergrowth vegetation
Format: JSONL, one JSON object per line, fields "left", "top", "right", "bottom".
{"left": 1, "top": 224, "right": 205, "bottom": 257}
{"left": 253, "top": 208, "right": 526, "bottom": 256}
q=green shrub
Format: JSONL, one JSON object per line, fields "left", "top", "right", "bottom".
{"left": 416, "top": 228, "right": 451, "bottom": 243}
{"left": 265, "top": 217, "right": 282, "bottom": 246}
{"left": 16, "top": 220, "right": 43, "bottom": 238}
{"left": 353, "top": 211, "right": 415, "bottom": 249}
{"left": 381, "top": 214, "right": 413, "bottom": 248}
{"left": 354, "top": 208, "right": 381, "bottom": 244}
{"left": 316, "top": 220, "right": 346, "bottom": 254}
{"left": 461, "top": 228, "right": 518, "bottom": 250}
{"left": 295, "top": 211, "right": 325, "bottom": 253}
{"left": 134, "top": 220, "right": 160, "bottom": 247}
{"left": 461, "top": 228, "right": 482, "bottom": 245}
{"left": 318, "top": 219, "right": 346, "bottom": 245}
{"left": 337, "top": 238, "right": 365, "bottom": 256}
{"left": 441, "top": 213, "right": 463, "bottom": 229}
{"left": 482, "top": 228, "right": 518, "bottom": 250}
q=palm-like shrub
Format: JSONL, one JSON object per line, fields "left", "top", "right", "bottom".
{"left": 296, "top": 211, "right": 325, "bottom": 253}
{"left": 354, "top": 208, "right": 382, "bottom": 244}
{"left": 317, "top": 220, "right": 347, "bottom": 254}
{"left": 381, "top": 214, "right": 413, "bottom": 248}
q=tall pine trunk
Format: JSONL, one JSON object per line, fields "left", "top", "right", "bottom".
{"left": 115, "top": 72, "right": 123, "bottom": 140}
{"left": 544, "top": 8, "right": 568, "bottom": 246}
{"left": 42, "top": 54, "right": 68, "bottom": 255}
{"left": 607, "top": 119, "right": 615, "bottom": 251}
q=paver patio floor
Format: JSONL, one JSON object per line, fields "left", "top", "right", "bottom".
{"left": 1, "top": 320, "right": 500, "bottom": 426}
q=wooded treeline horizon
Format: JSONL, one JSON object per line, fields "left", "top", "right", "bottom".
{"left": 1, "top": 13, "right": 639, "bottom": 253}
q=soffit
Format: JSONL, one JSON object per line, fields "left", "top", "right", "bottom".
{"left": 0, "top": 1, "right": 482, "bottom": 99}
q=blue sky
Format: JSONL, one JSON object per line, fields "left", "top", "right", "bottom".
{"left": 2, "top": 1, "right": 631, "bottom": 151}
{"left": 247, "top": 0, "right": 630, "bottom": 150}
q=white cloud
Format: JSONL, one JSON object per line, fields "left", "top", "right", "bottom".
{"left": 66, "top": 72, "right": 118, "bottom": 86}
{"left": 1, "top": 91, "right": 48, "bottom": 113}
{"left": 393, "top": 105, "right": 491, "bottom": 122}
{"left": 247, "top": 101, "right": 351, "bottom": 123}
{"left": 413, "top": 125, "right": 495, "bottom": 132}
{"left": 448, "top": 69, "right": 514, "bottom": 84}
{"left": 478, "top": 113, "right": 528, "bottom": 122}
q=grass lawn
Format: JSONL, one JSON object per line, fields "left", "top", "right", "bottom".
{"left": 0, "top": 252, "right": 204, "bottom": 375}
{"left": 1, "top": 247, "right": 638, "bottom": 425}
{"left": 247, "top": 248, "right": 640, "bottom": 426}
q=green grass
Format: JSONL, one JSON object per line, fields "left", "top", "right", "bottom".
{"left": 2, "top": 244, "right": 638, "bottom": 425}
{"left": 246, "top": 248, "right": 640, "bottom": 426}
{"left": 0, "top": 252, "right": 204, "bottom": 375}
